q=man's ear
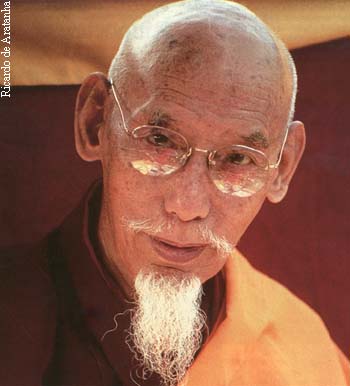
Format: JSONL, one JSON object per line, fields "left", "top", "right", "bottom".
{"left": 267, "top": 121, "right": 306, "bottom": 203}
{"left": 74, "top": 72, "right": 110, "bottom": 162}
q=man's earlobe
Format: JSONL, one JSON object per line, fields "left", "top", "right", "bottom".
{"left": 266, "top": 176, "right": 289, "bottom": 203}
{"left": 74, "top": 72, "right": 110, "bottom": 162}
{"left": 267, "top": 121, "right": 306, "bottom": 204}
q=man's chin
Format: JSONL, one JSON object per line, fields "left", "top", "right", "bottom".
{"left": 149, "top": 246, "right": 229, "bottom": 286}
{"left": 146, "top": 264, "right": 190, "bottom": 279}
{"left": 127, "top": 268, "right": 206, "bottom": 386}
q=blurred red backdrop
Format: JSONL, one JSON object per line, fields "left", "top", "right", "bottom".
{"left": 0, "top": 38, "right": 349, "bottom": 356}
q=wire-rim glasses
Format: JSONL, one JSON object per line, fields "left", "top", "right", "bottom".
{"left": 109, "top": 80, "right": 289, "bottom": 198}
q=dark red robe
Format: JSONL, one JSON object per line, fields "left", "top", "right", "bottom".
{"left": 0, "top": 181, "right": 224, "bottom": 386}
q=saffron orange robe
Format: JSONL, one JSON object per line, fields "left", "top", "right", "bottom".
{"left": 182, "top": 249, "right": 350, "bottom": 386}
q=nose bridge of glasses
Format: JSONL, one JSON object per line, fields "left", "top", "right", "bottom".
{"left": 194, "top": 147, "right": 209, "bottom": 154}
{"left": 195, "top": 147, "right": 217, "bottom": 166}
{"left": 184, "top": 147, "right": 217, "bottom": 168}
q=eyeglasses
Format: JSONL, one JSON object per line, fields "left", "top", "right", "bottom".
{"left": 109, "top": 80, "right": 289, "bottom": 198}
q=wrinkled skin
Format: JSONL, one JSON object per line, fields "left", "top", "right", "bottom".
{"left": 74, "top": 0, "right": 305, "bottom": 296}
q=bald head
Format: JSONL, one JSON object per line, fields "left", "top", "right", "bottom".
{"left": 109, "top": 0, "right": 296, "bottom": 131}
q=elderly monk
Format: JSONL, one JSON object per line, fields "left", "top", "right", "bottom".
{"left": 1, "top": 0, "right": 349, "bottom": 385}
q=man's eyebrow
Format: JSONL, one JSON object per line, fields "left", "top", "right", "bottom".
{"left": 241, "top": 131, "right": 269, "bottom": 149}
{"left": 148, "top": 110, "right": 176, "bottom": 128}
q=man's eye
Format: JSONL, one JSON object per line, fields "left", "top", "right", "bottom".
{"left": 226, "top": 152, "right": 252, "bottom": 165}
{"left": 147, "top": 133, "right": 171, "bottom": 147}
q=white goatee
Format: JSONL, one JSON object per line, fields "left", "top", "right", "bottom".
{"left": 128, "top": 269, "right": 206, "bottom": 386}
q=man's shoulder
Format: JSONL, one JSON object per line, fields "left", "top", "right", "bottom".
{"left": 231, "top": 250, "right": 342, "bottom": 353}
{"left": 229, "top": 251, "right": 350, "bottom": 384}
{"left": 243, "top": 252, "right": 350, "bottom": 377}
{"left": 241, "top": 252, "right": 330, "bottom": 338}
{"left": 0, "top": 239, "right": 58, "bottom": 384}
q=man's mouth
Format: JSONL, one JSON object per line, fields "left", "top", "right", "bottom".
{"left": 150, "top": 236, "right": 207, "bottom": 263}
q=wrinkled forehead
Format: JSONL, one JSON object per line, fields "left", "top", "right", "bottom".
{"left": 127, "top": 2, "right": 280, "bottom": 81}
{"left": 118, "top": 4, "right": 284, "bottom": 101}
{"left": 112, "top": 1, "right": 290, "bottom": 138}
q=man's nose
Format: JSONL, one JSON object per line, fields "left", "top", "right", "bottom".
{"left": 163, "top": 153, "right": 211, "bottom": 222}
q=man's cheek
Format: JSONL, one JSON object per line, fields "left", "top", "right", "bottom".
{"left": 109, "top": 170, "right": 163, "bottom": 205}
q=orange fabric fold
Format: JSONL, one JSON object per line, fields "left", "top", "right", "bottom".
{"left": 181, "top": 250, "right": 350, "bottom": 386}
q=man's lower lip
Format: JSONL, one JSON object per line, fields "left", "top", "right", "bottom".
{"left": 150, "top": 237, "right": 205, "bottom": 263}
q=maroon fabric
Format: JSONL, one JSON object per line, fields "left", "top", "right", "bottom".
{"left": 0, "top": 242, "right": 57, "bottom": 386}
{"left": 0, "top": 181, "right": 225, "bottom": 386}
{"left": 0, "top": 86, "right": 101, "bottom": 246}
{"left": 0, "top": 38, "right": 349, "bottom": 356}
{"left": 240, "top": 38, "right": 350, "bottom": 355}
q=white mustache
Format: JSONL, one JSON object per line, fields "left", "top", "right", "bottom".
{"left": 122, "top": 218, "right": 170, "bottom": 234}
{"left": 122, "top": 217, "right": 233, "bottom": 256}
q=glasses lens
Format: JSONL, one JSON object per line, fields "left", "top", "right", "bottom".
{"left": 122, "top": 126, "right": 189, "bottom": 176}
{"left": 209, "top": 145, "right": 269, "bottom": 197}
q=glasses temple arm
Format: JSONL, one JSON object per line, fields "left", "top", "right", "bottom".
{"left": 109, "top": 79, "right": 129, "bottom": 134}
{"left": 270, "top": 124, "right": 290, "bottom": 169}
